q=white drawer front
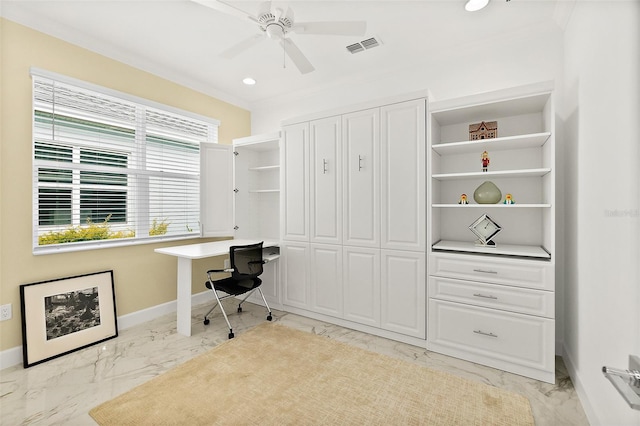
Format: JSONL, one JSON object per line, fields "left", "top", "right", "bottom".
{"left": 429, "top": 276, "right": 554, "bottom": 318}
{"left": 428, "top": 300, "right": 555, "bottom": 373}
{"left": 429, "top": 253, "right": 554, "bottom": 290}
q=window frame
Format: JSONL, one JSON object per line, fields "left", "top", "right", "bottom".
{"left": 31, "top": 68, "right": 220, "bottom": 255}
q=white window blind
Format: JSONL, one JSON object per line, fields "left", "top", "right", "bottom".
{"left": 32, "top": 70, "right": 219, "bottom": 254}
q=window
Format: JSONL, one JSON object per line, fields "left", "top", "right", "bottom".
{"left": 32, "top": 69, "right": 219, "bottom": 253}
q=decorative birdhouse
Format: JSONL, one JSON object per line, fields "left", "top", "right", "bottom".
{"left": 469, "top": 121, "right": 498, "bottom": 140}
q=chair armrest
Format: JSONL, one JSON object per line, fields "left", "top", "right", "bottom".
{"left": 207, "top": 268, "right": 234, "bottom": 274}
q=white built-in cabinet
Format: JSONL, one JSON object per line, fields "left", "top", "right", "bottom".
{"left": 281, "top": 93, "right": 427, "bottom": 344}
{"left": 201, "top": 132, "right": 281, "bottom": 307}
{"left": 427, "top": 82, "right": 556, "bottom": 383}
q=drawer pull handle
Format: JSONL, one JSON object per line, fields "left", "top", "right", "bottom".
{"left": 474, "top": 330, "right": 498, "bottom": 338}
{"left": 473, "top": 269, "right": 498, "bottom": 274}
{"left": 473, "top": 293, "right": 498, "bottom": 300}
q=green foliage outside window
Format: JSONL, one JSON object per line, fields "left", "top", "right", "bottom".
{"left": 38, "top": 215, "right": 170, "bottom": 245}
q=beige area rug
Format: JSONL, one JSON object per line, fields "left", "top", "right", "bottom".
{"left": 90, "top": 323, "right": 534, "bottom": 425}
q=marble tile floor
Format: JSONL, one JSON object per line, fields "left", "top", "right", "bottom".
{"left": 0, "top": 300, "right": 589, "bottom": 425}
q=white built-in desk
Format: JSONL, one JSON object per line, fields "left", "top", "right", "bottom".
{"left": 155, "top": 239, "right": 279, "bottom": 336}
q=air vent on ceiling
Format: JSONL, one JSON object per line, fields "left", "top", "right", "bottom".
{"left": 346, "top": 37, "right": 381, "bottom": 54}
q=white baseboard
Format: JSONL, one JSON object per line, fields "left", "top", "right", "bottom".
{"left": 0, "top": 291, "right": 213, "bottom": 371}
{"left": 561, "top": 344, "right": 600, "bottom": 425}
{"left": 0, "top": 346, "right": 23, "bottom": 371}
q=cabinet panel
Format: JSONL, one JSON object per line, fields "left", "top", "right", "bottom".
{"left": 310, "top": 244, "right": 343, "bottom": 317}
{"left": 281, "top": 242, "right": 309, "bottom": 309}
{"left": 281, "top": 123, "right": 309, "bottom": 241}
{"left": 310, "top": 116, "right": 342, "bottom": 244}
{"left": 200, "top": 143, "right": 233, "bottom": 237}
{"left": 380, "top": 99, "right": 426, "bottom": 251}
{"left": 428, "top": 299, "right": 555, "bottom": 374}
{"left": 429, "top": 253, "right": 554, "bottom": 290}
{"left": 429, "top": 276, "right": 554, "bottom": 318}
{"left": 342, "top": 108, "right": 380, "bottom": 247}
{"left": 381, "top": 250, "right": 425, "bottom": 338}
{"left": 343, "top": 246, "right": 380, "bottom": 327}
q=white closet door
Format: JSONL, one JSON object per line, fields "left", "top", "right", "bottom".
{"left": 310, "top": 116, "right": 342, "bottom": 244}
{"left": 343, "top": 246, "right": 380, "bottom": 327}
{"left": 380, "top": 249, "right": 425, "bottom": 338}
{"left": 281, "top": 122, "right": 309, "bottom": 241}
{"left": 310, "top": 243, "right": 343, "bottom": 317}
{"left": 200, "top": 143, "right": 234, "bottom": 237}
{"left": 380, "top": 99, "right": 426, "bottom": 251}
{"left": 342, "top": 108, "right": 380, "bottom": 248}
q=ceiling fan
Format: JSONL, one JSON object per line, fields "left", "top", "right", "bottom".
{"left": 192, "top": 0, "right": 367, "bottom": 74}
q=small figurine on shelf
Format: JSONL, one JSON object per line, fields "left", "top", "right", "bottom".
{"left": 458, "top": 193, "right": 469, "bottom": 204}
{"left": 481, "top": 150, "right": 490, "bottom": 172}
{"left": 503, "top": 193, "right": 515, "bottom": 204}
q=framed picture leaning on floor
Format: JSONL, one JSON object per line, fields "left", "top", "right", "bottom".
{"left": 20, "top": 270, "right": 117, "bottom": 368}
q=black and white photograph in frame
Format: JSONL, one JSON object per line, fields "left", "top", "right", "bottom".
{"left": 20, "top": 270, "right": 118, "bottom": 368}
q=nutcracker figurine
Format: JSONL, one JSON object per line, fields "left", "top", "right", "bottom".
{"left": 481, "top": 151, "right": 490, "bottom": 172}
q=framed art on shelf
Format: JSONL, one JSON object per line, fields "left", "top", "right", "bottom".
{"left": 20, "top": 270, "right": 118, "bottom": 368}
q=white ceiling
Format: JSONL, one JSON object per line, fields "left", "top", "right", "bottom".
{"left": 1, "top": 0, "right": 570, "bottom": 110}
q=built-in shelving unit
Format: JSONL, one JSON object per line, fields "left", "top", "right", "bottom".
{"left": 426, "top": 82, "right": 556, "bottom": 384}
{"left": 428, "top": 82, "right": 555, "bottom": 256}
{"left": 232, "top": 133, "right": 280, "bottom": 241}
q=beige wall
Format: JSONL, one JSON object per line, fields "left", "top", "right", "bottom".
{"left": 0, "top": 18, "right": 251, "bottom": 351}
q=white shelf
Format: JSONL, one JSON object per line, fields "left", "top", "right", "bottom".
{"left": 432, "top": 132, "right": 551, "bottom": 156}
{"left": 249, "top": 165, "right": 280, "bottom": 172}
{"left": 248, "top": 189, "right": 280, "bottom": 193}
{"left": 432, "top": 240, "right": 551, "bottom": 259}
{"left": 429, "top": 87, "right": 552, "bottom": 125}
{"left": 432, "top": 168, "right": 551, "bottom": 181}
{"left": 433, "top": 204, "right": 551, "bottom": 208}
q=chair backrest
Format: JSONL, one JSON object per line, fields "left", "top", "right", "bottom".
{"left": 229, "top": 242, "right": 264, "bottom": 280}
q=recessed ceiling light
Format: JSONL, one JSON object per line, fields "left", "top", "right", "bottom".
{"left": 242, "top": 77, "right": 256, "bottom": 85}
{"left": 465, "top": 0, "right": 489, "bottom": 12}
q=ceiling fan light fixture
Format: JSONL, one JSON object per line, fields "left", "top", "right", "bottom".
{"left": 465, "top": 0, "right": 490, "bottom": 12}
{"left": 265, "top": 23, "right": 285, "bottom": 39}
{"left": 242, "top": 77, "right": 256, "bottom": 85}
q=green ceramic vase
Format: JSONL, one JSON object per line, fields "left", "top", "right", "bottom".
{"left": 473, "top": 181, "right": 502, "bottom": 204}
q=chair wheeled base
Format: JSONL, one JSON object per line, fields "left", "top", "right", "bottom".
{"left": 203, "top": 286, "right": 272, "bottom": 339}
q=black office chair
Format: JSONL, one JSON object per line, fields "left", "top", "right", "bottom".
{"left": 203, "top": 242, "right": 272, "bottom": 339}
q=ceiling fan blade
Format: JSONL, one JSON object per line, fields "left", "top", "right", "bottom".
{"left": 280, "top": 38, "right": 315, "bottom": 74}
{"left": 258, "top": 1, "right": 273, "bottom": 17}
{"left": 292, "top": 21, "right": 367, "bottom": 36}
{"left": 220, "top": 34, "right": 265, "bottom": 59}
{"left": 191, "top": 0, "right": 258, "bottom": 24}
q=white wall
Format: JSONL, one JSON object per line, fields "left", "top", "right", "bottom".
{"left": 562, "top": 1, "right": 640, "bottom": 425}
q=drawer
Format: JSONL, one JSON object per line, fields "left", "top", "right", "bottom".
{"left": 429, "top": 276, "right": 554, "bottom": 318}
{"left": 428, "top": 299, "right": 555, "bottom": 373}
{"left": 429, "top": 253, "right": 554, "bottom": 290}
